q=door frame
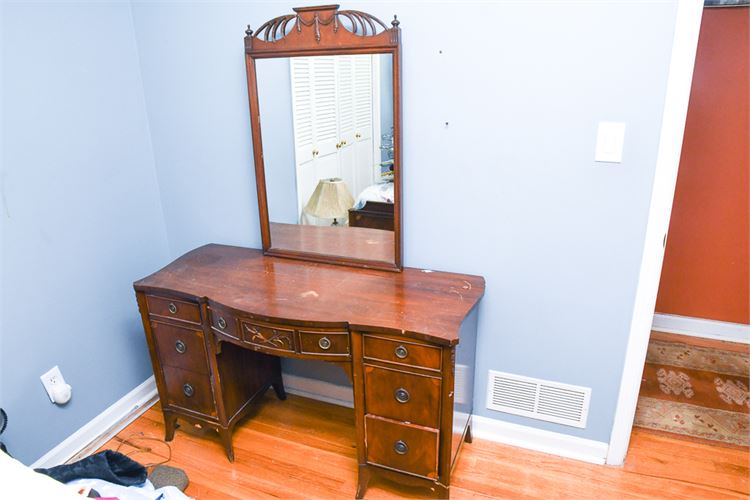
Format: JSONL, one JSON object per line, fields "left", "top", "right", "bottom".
{"left": 606, "top": 0, "right": 704, "bottom": 465}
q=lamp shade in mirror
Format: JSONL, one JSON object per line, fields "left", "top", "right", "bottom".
{"left": 304, "top": 178, "right": 355, "bottom": 226}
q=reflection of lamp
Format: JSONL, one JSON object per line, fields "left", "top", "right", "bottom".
{"left": 304, "top": 178, "right": 355, "bottom": 226}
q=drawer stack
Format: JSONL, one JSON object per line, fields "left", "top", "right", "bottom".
{"left": 361, "top": 334, "right": 444, "bottom": 480}
{"left": 145, "top": 295, "right": 217, "bottom": 420}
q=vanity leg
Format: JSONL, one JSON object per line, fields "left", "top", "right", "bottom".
{"left": 355, "top": 464, "right": 371, "bottom": 499}
{"left": 464, "top": 424, "right": 473, "bottom": 444}
{"left": 271, "top": 357, "right": 287, "bottom": 400}
{"left": 163, "top": 411, "right": 178, "bottom": 442}
{"left": 218, "top": 427, "right": 235, "bottom": 462}
{"left": 433, "top": 483, "right": 450, "bottom": 499}
{"left": 271, "top": 381, "right": 287, "bottom": 400}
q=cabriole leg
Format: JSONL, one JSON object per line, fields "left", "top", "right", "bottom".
{"left": 218, "top": 426, "right": 235, "bottom": 462}
{"left": 163, "top": 411, "right": 178, "bottom": 442}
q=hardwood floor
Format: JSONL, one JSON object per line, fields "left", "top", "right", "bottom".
{"left": 100, "top": 394, "right": 749, "bottom": 499}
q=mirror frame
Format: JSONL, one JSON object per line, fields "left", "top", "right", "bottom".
{"left": 244, "top": 4, "right": 402, "bottom": 271}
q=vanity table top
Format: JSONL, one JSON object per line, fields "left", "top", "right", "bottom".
{"left": 134, "top": 244, "right": 484, "bottom": 345}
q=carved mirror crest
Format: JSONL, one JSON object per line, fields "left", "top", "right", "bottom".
{"left": 245, "top": 4, "right": 402, "bottom": 271}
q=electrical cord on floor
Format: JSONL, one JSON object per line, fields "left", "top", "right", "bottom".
{"left": 114, "top": 432, "right": 172, "bottom": 468}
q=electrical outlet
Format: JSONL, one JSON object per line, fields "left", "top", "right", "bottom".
{"left": 40, "top": 366, "right": 68, "bottom": 403}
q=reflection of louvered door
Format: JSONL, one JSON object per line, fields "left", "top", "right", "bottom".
{"left": 337, "top": 56, "right": 357, "bottom": 199}
{"left": 352, "top": 55, "right": 375, "bottom": 194}
{"left": 290, "top": 55, "right": 378, "bottom": 221}
{"left": 291, "top": 56, "right": 339, "bottom": 215}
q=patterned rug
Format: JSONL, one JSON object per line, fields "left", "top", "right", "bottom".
{"left": 634, "top": 338, "right": 750, "bottom": 446}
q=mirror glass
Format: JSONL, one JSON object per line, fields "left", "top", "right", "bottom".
{"left": 257, "top": 53, "right": 396, "bottom": 266}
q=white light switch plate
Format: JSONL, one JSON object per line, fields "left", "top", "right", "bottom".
{"left": 595, "top": 121, "right": 626, "bottom": 163}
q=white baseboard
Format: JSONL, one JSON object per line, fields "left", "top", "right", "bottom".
{"left": 280, "top": 373, "right": 608, "bottom": 465}
{"left": 31, "top": 376, "right": 158, "bottom": 469}
{"left": 471, "top": 415, "right": 609, "bottom": 465}
{"left": 652, "top": 313, "right": 750, "bottom": 344}
{"left": 281, "top": 373, "right": 354, "bottom": 408}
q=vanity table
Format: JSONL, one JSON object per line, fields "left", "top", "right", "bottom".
{"left": 134, "top": 6, "right": 485, "bottom": 498}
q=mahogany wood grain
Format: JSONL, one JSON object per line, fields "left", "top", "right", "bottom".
{"left": 363, "top": 334, "right": 443, "bottom": 370}
{"left": 208, "top": 305, "right": 240, "bottom": 340}
{"left": 152, "top": 322, "right": 209, "bottom": 375}
{"left": 364, "top": 365, "right": 441, "bottom": 428}
{"left": 146, "top": 294, "right": 202, "bottom": 324}
{"left": 162, "top": 366, "right": 217, "bottom": 418}
{"left": 100, "top": 395, "right": 749, "bottom": 499}
{"left": 241, "top": 319, "right": 297, "bottom": 354}
{"left": 298, "top": 330, "right": 350, "bottom": 357}
{"left": 134, "top": 244, "right": 484, "bottom": 346}
{"left": 365, "top": 415, "right": 440, "bottom": 480}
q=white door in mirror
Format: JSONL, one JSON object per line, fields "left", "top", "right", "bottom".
{"left": 40, "top": 366, "right": 73, "bottom": 405}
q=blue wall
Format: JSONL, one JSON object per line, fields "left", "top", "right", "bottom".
{"left": 257, "top": 57, "right": 297, "bottom": 224}
{"left": 130, "top": 0, "right": 679, "bottom": 444}
{"left": 0, "top": 1, "right": 170, "bottom": 464}
{"left": 0, "top": 0, "right": 682, "bottom": 463}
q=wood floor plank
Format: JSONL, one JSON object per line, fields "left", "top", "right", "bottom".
{"left": 99, "top": 394, "right": 749, "bottom": 499}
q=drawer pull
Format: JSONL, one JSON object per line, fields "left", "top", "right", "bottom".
{"left": 318, "top": 337, "right": 332, "bottom": 350}
{"left": 168, "top": 302, "right": 178, "bottom": 314}
{"left": 394, "top": 387, "right": 410, "bottom": 404}
{"left": 393, "top": 440, "right": 409, "bottom": 455}
{"left": 394, "top": 345, "right": 408, "bottom": 359}
{"left": 183, "top": 383, "right": 194, "bottom": 397}
{"left": 174, "top": 340, "right": 187, "bottom": 354}
{"left": 218, "top": 317, "right": 227, "bottom": 330}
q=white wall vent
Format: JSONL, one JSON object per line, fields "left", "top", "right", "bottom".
{"left": 486, "top": 370, "right": 591, "bottom": 428}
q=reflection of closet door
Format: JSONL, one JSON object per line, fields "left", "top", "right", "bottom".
{"left": 341, "top": 55, "right": 374, "bottom": 199}
{"left": 291, "top": 54, "right": 379, "bottom": 218}
{"left": 291, "top": 56, "right": 339, "bottom": 215}
{"left": 336, "top": 55, "right": 357, "bottom": 199}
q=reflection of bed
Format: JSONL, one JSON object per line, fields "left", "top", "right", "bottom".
{"left": 349, "top": 182, "right": 394, "bottom": 231}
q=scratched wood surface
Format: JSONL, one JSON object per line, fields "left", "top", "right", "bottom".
{"left": 134, "top": 244, "right": 484, "bottom": 345}
{"left": 101, "top": 394, "right": 749, "bottom": 499}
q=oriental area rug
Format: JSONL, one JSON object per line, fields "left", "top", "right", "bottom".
{"left": 634, "top": 337, "right": 750, "bottom": 447}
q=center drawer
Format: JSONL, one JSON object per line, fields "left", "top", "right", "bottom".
{"left": 298, "top": 330, "right": 350, "bottom": 357}
{"left": 364, "top": 365, "right": 441, "bottom": 428}
{"left": 241, "top": 320, "right": 296, "bottom": 353}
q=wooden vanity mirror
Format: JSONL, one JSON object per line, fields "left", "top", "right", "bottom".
{"left": 244, "top": 4, "right": 402, "bottom": 271}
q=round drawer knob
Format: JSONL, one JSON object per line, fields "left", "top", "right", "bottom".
{"left": 168, "top": 303, "right": 178, "bottom": 314}
{"left": 394, "top": 345, "right": 408, "bottom": 359}
{"left": 218, "top": 317, "right": 227, "bottom": 330}
{"left": 394, "top": 387, "right": 410, "bottom": 404}
{"left": 175, "top": 340, "right": 187, "bottom": 354}
{"left": 393, "top": 440, "right": 409, "bottom": 455}
{"left": 318, "top": 337, "right": 332, "bottom": 350}
{"left": 183, "top": 383, "right": 194, "bottom": 397}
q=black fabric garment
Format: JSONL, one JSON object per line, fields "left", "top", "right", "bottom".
{"left": 35, "top": 450, "right": 147, "bottom": 486}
